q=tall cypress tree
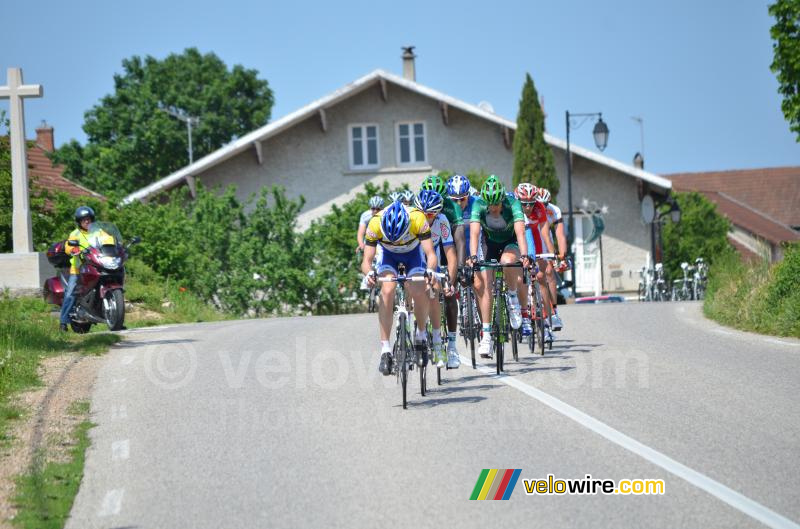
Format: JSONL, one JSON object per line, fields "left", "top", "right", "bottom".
{"left": 512, "top": 73, "right": 559, "bottom": 200}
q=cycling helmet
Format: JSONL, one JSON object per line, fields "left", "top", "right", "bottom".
{"left": 414, "top": 189, "right": 444, "bottom": 214}
{"left": 368, "top": 195, "right": 384, "bottom": 209}
{"left": 74, "top": 206, "right": 96, "bottom": 225}
{"left": 447, "top": 174, "right": 471, "bottom": 197}
{"left": 401, "top": 189, "right": 414, "bottom": 204}
{"left": 421, "top": 174, "right": 448, "bottom": 196}
{"left": 481, "top": 179, "right": 506, "bottom": 205}
{"left": 380, "top": 201, "right": 410, "bottom": 242}
{"left": 485, "top": 174, "right": 500, "bottom": 185}
{"left": 515, "top": 182, "right": 538, "bottom": 202}
{"left": 537, "top": 187, "right": 551, "bottom": 204}
{"left": 388, "top": 191, "right": 403, "bottom": 203}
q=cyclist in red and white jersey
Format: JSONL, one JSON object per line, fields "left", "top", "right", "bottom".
{"left": 516, "top": 183, "right": 557, "bottom": 337}
{"left": 538, "top": 188, "right": 567, "bottom": 331}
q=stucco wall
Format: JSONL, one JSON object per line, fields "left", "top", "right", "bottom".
{"left": 198, "top": 83, "right": 514, "bottom": 213}
{"left": 550, "top": 150, "right": 652, "bottom": 293}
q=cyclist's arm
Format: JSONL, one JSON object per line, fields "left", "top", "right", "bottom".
{"left": 555, "top": 221, "right": 567, "bottom": 259}
{"left": 514, "top": 220, "right": 528, "bottom": 257}
{"left": 469, "top": 221, "right": 481, "bottom": 258}
{"left": 420, "top": 238, "right": 438, "bottom": 271}
{"left": 540, "top": 220, "right": 555, "bottom": 255}
{"left": 361, "top": 243, "right": 376, "bottom": 276}
{"left": 356, "top": 223, "right": 367, "bottom": 251}
{"left": 444, "top": 244, "right": 457, "bottom": 285}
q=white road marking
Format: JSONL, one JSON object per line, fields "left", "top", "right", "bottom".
{"left": 111, "top": 405, "right": 127, "bottom": 420}
{"left": 765, "top": 338, "right": 800, "bottom": 347}
{"left": 121, "top": 355, "right": 135, "bottom": 365}
{"left": 111, "top": 440, "right": 130, "bottom": 461}
{"left": 97, "top": 489, "right": 124, "bottom": 517}
{"left": 461, "top": 354, "right": 800, "bottom": 529}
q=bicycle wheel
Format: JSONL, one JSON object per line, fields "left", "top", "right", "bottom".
{"left": 466, "top": 287, "right": 477, "bottom": 369}
{"left": 494, "top": 290, "right": 505, "bottom": 374}
{"left": 509, "top": 310, "right": 519, "bottom": 362}
{"left": 397, "top": 314, "right": 409, "bottom": 410}
{"left": 419, "top": 342, "right": 427, "bottom": 397}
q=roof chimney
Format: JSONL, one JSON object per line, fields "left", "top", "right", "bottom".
{"left": 633, "top": 152, "right": 644, "bottom": 169}
{"left": 402, "top": 46, "right": 416, "bottom": 81}
{"left": 36, "top": 120, "right": 54, "bottom": 152}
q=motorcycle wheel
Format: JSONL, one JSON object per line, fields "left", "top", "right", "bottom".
{"left": 104, "top": 289, "right": 126, "bottom": 331}
{"left": 70, "top": 322, "right": 92, "bottom": 334}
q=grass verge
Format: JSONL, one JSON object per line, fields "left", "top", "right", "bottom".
{"left": 11, "top": 401, "right": 93, "bottom": 529}
{"left": 704, "top": 243, "right": 800, "bottom": 337}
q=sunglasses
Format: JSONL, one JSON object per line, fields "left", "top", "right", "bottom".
{"left": 521, "top": 202, "right": 536, "bottom": 207}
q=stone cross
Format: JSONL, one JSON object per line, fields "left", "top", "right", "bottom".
{"left": 0, "top": 68, "right": 42, "bottom": 253}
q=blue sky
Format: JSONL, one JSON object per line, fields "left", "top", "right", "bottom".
{"left": 1, "top": 0, "right": 797, "bottom": 175}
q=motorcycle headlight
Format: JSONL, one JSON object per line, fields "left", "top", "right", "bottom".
{"left": 99, "top": 256, "right": 121, "bottom": 270}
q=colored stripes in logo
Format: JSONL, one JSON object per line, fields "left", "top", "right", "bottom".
{"left": 470, "top": 469, "right": 522, "bottom": 500}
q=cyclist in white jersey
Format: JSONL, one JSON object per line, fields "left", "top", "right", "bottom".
{"left": 538, "top": 188, "right": 566, "bottom": 331}
{"left": 357, "top": 196, "right": 384, "bottom": 291}
{"left": 414, "top": 190, "right": 459, "bottom": 369}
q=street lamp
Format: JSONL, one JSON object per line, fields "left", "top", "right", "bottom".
{"left": 565, "top": 111, "right": 609, "bottom": 297}
{"left": 160, "top": 107, "right": 200, "bottom": 164}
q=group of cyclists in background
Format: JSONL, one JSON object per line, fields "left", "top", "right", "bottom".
{"left": 356, "top": 174, "right": 571, "bottom": 378}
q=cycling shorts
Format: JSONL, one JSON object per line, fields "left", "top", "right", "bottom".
{"left": 378, "top": 245, "right": 426, "bottom": 276}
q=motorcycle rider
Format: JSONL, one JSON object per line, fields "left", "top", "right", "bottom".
{"left": 60, "top": 206, "right": 96, "bottom": 332}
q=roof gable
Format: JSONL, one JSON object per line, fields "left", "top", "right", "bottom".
{"left": 123, "top": 69, "right": 671, "bottom": 204}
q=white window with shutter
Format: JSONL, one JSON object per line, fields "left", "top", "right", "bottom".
{"left": 348, "top": 124, "right": 379, "bottom": 170}
{"left": 396, "top": 121, "right": 427, "bottom": 165}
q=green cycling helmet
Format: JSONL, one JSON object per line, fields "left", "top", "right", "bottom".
{"left": 421, "top": 174, "right": 447, "bottom": 196}
{"left": 481, "top": 178, "right": 506, "bottom": 205}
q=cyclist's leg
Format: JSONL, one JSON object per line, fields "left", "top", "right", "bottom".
{"left": 403, "top": 247, "right": 431, "bottom": 341}
{"left": 376, "top": 253, "right": 399, "bottom": 342}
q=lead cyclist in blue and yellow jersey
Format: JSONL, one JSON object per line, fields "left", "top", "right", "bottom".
{"left": 361, "top": 201, "right": 439, "bottom": 375}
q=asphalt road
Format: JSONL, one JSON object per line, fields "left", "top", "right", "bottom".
{"left": 66, "top": 301, "right": 800, "bottom": 529}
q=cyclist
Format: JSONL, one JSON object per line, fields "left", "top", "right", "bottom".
{"left": 538, "top": 188, "right": 567, "bottom": 331}
{"left": 515, "top": 183, "right": 556, "bottom": 338}
{"left": 466, "top": 177, "right": 531, "bottom": 358}
{"left": 401, "top": 189, "right": 415, "bottom": 205}
{"left": 420, "top": 174, "right": 465, "bottom": 361}
{"left": 361, "top": 201, "right": 439, "bottom": 375}
{"left": 388, "top": 191, "right": 403, "bottom": 203}
{"left": 356, "top": 195, "right": 384, "bottom": 254}
{"left": 414, "top": 190, "right": 459, "bottom": 369}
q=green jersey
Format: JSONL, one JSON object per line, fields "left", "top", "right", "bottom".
{"left": 469, "top": 195, "right": 525, "bottom": 243}
{"left": 442, "top": 197, "right": 463, "bottom": 227}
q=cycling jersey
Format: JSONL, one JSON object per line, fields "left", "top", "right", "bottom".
{"left": 469, "top": 195, "right": 525, "bottom": 243}
{"left": 365, "top": 206, "right": 431, "bottom": 253}
{"left": 429, "top": 213, "right": 454, "bottom": 249}
{"left": 460, "top": 195, "right": 478, "bottom": 251}
{"left": 546, "top": 203, "right": 563, "bottom": 226}
{"left": 523, "top": 201, "right": 548, "bottom": 256}
{"left": 359, "top": 209, "right": 374, "bottom": 227}
{"left": 442, "top": 197, "right": 464, "bottom": 227}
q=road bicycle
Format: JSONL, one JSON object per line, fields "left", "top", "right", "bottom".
{"left": 527, "top": 253, "right": 555, "bottom": 355}
{"left": 377, "top": 264, "right": 431, "bottom": 410}
{"left": 426, "top": 269, "right": 451, "bottom": 386}
{"left": 472, "top": 260, "right": 526, "bottom": 375}
{"left": 457, "top": 266, "right": 481, "bottom": 369}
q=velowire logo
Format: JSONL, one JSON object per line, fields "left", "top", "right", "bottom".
{"left": 469, "top": 469, "right": 522, "bottom": 500}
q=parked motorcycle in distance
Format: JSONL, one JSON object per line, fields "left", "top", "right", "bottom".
{"left": 43, "top": 222, "right": 140, "bottom": 333}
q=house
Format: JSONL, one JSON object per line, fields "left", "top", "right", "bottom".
{"left": 26, "top": 122, "right": 104, "bottom": 205}
{"left": 123, "top": 51, "right": 673, "bottom": 296}
{"left": 665, "top": 167, "right": 800, "bottom": 262}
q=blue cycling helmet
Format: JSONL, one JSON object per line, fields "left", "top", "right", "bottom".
{"left": 447, "top": 174, "right": 471, "bottom": 197}
{"left": 381, "top": 201, "right": 410, "bottom": 242}
{"left": 368, "top": 195, "right": 384, "bottom": 209}
{"left": 388, "top": 191, "right": 402, "bottom": 203}
{"left": 413, "top": 189, "right": 444, "bottom": 214}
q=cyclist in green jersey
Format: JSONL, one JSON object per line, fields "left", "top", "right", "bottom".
{"left": 421, "top": 174, "right": 464, "bottom": 360}
{"left": 465, "top": 176, "right": 531, "bottom": 358}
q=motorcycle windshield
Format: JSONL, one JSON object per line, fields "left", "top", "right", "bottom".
{"left": 87, "top": 222, "right": 123, "bottom": 256}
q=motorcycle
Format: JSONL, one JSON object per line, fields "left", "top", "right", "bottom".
{"left": 43, "top": 222, "right": 140, "bottom": 333}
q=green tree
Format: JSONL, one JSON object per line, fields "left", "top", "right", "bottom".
{"left": 661, "top": 191, "right": 734, "bottom": 279}
{"left": 512, "top": 73, "right": 558, "bottom": 196}
{"left": 769, "top": 0, "right": 800, "bottom": 141}
{"left": 53, "top": 48, "right": 274, "bottom": 196}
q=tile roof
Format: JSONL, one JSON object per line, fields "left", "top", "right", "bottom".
{"left": 665, "top": 167, "right": 800, "bottom": 228}
{"left": 694, "top": 190, "right": 800, "bottom": 244}
{"left": 21, "top": 140, "right": 104, "bottom": 204}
